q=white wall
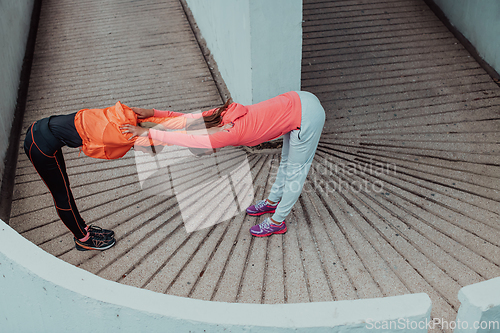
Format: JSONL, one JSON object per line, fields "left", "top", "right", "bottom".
{"left": 0, "top": 219, "right": 432, "bottom": 332}
{"left": 0, "top": 0, "right": 34, "bottom": 184}
{"left": 432, "top": 0, "right": 500, "bottom": 75}
{"left": 185, "top": 0, "right": 302, "bottom": 105}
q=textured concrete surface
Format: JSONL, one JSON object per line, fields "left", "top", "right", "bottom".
{"left": 7, "top": 1, "right": 500, "bottom": 333}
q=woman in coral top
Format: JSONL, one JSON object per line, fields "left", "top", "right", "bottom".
{"left": 24, "top": 102, "right": 186, "bottom": 251}
{"left": 121, "top": 91, "right": 326, "bottom": 237}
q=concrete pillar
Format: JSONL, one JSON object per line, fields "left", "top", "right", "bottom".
{"left": 432, "top": 0, "right": 500, "bottom": 75}
{"left": 185, "top": 0, "right": 302, "bottom": 105}
{"left": 0, "top": 0, "right": 34, "bottom": 185}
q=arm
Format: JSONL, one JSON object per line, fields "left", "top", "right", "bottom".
{"left": 131, "top": 106, "right": 197, "bottom": 119}
{"left": 148, "top": 127, "right": 237, "bottom": 149}
{"left": 130, "top": 107, "right": 154, "bottom": 119}
{"left": 153, "top": 108, "right": 198, "bottom": 118}
{"left": 134, "top": 105, "right": 220, "bottom": 123}
{"left": 120, "top": 124, "right": 210, "bottom": 147}
{"left": 138, "top": 115, "right": 186, "bottom": 130}
{"left": 154, "top": 107, "right": 218, "bottom": 119}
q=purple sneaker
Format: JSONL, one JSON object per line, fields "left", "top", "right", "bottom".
{"left": 249, "top": 218, "right": 287, "bottom": 237}
{"left": 246, "top": 200, "right": 278, "bottom": 216}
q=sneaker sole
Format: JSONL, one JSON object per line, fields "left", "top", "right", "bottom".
{"left": 246, "top": 209, "right": 276, "bottom": 216}
{"left": 75, "top": 239, "right": 116, "bottom": 251}
{"left": 250, "top": 226, "right": 287, "bottom": 237}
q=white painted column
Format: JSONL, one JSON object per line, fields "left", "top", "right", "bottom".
{"left": 0, "top": 0, "right": 34, "bottom": 183}
{"left": 432, "top": 0, "right": 500, "bottom": 75}
{"left": 185, "top": 0, "right": 302, "bottom": 105}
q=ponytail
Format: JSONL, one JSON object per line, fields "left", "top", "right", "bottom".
{"left": 187, "top": 98, "right": 232, "bottom": 130}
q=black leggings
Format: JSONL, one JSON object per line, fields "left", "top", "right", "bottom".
{"left": 24, "top": 117, "right": 87, "bottom": 239}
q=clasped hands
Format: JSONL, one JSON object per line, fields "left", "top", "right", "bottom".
{"left": 120, "top": 107, "right": 153, "bottom": 140}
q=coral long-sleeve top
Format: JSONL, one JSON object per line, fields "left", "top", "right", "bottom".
{"left": 149, "top": 91, "right": 302, "bottom": 149}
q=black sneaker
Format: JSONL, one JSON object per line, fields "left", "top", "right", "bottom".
{"left": 87, "top": 225, "right": 115, "bottom": 239}
{"left": 75, "top": 234, "right": 116, "bottom": 251}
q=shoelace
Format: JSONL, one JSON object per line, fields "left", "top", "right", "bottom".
{"left": 259, "top": 218, "right": 272, "bottom": 230}
{"left": 255, "top": 200, "right": 268, "bottom": 210}
{"left": 88, "top": 225, "right": 104, "bottom": 236}
{"left": 88, "top": 225, "right": 103, "bottom": 232}
{"left": 88, "top": 224, "right": 114, "bottom": 237}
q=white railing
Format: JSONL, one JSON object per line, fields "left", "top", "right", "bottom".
{"left": 0, "top": 219, "right": 432, "bottom": 332}
{"left": 454, "top": 277, "right": 500, "bottom": 333}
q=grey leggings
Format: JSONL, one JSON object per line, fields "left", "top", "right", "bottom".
{"left": 268, "top": 91, "right": 325, "bottom": 222}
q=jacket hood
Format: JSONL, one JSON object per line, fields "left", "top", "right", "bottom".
{"left": 221, "top": 103, "right": 247, "bottom": 124}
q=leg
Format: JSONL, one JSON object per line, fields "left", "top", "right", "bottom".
{"left": 268, "top": 132, "right": 290, "bottom": 203}
{"left": 24, "top": 120, "right": 115, "bottom": 250}
{"left": 24, "top": 122, "right": 88, "bottom": 239}
{"left": 245, "top": 133, "right": 289, "bottom": 216}
{"left": 250, "top": 91, "right": 325, "bottom": 237}
{"left": 271, "top": 91, "right": 325, "bottom": 222}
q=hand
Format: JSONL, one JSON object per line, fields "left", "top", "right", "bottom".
{"left": 120, "top": 124, "right": 149, "bottom": 140}
{"left": 131, "top": 107, "right": 154, "bottom": 119}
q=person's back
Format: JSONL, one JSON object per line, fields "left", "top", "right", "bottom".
{"left": 229, "top": 92, "right": 301, "bottom": 147}
{"left": 75, "top": 101, "right": 185, "bottom": 159}
{"left": 146, "top": 91, "right": 302, "bottom": 149}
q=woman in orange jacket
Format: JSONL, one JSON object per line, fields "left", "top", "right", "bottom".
{"left": 24, "top": 102, "right": 186, "bottom": 251}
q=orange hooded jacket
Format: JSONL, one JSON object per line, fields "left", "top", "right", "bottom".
{"left": 74, "top": 101, "right": 186, "bottom": 160}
